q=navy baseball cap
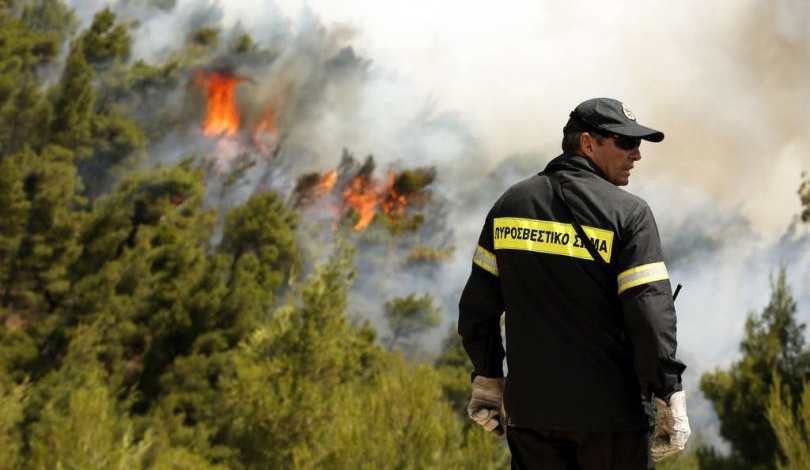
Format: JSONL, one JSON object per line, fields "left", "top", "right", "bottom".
{"left": 563, "top": 98, "right": 664, "bottom": 142}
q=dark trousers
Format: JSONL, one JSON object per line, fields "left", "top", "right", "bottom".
{"left": 506, "top": 426, "right": 655, "bottom": 470}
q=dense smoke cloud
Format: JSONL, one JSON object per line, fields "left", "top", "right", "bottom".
{"left": 64, "top": 0, "right": 809, "bottom": 451}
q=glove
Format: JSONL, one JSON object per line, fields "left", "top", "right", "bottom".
{"left": 650, "top": 390, "right": 691, "bottom": 462}
{"left": 467, "top": 375, "right": 505, "bottom": 436}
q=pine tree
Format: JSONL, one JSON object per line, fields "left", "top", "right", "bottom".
{"left": 219, "top": 190, "right": 302, "bottom": 303}
{"left": 217, "top": 240, "right": 377, "bottom": 468}
{"left": 20, "top": 0, "right": 79, "bottom": 43}
{"left": 0, "top": 157, "right": 29, "bottom": 289}
{"left": 383, "top": 292, "right": 441, "bottom": 354}
{"left": 1, "top": 145, "right": 85, "bottom": 382}
{"left": 700, "top": 266, "right": 810, "bottom": 467}
{"left": 25, "top": 324, "right": 152, "bottom": 469}
{"left": 767, "top": 373, "right": 810, "bottom": 470}
{"left": 50, "top": 40, "right": 95, "bottom": 160}
{"left": 435, "top": 323, "right": 476, "bottom": 419}
{"left": 215, "top": 242, "right": 509, "bottom": 469}
{"left": 77, "top": 8, "right": 146, "bottom": 197}
{"left": 0, "top": 376, "right": 25, "bottom": 470}
{"left": 79, "top": 7, "right": 131, "bottom": 68}
{"left": 0, "top": 7, "right": 58, "bottom": 156}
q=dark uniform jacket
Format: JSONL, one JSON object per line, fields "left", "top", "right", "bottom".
{"left": 458, "top": 152, "right": 686, "bottom": 431}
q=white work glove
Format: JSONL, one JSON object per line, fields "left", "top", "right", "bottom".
{"left": 650, "top": 390, "right": 691, "bottom": 462}
{"left": 467, "top": 375, "right": 505, "bottom": 436}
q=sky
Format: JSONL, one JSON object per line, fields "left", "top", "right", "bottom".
{"left": 66, "top": 0, "right": 810, "bottom": 450}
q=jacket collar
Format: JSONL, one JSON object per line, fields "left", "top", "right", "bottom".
{"left": 542, "top": 152, "right": 606, "bottom": 180}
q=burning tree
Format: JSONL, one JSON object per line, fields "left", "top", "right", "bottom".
{"left": 291, "top": 149, "right": 437, "bottom": 233}
{"left": 194, "top": 69, "right": 245, "bottom": 137}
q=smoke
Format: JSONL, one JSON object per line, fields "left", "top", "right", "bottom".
{"left": 63, "top": 0, "right": 810, "bottom": 451}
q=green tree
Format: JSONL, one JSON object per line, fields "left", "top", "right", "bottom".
{"left": 217, "top": 241, "right": 376, "bottom": 467}
{"left": 218, "top": 243, "right": 508, "bottom": 468}
{"left": 83, "top": 108, "right": 147, "bottom": 197}
{"left": 25, "top": 324, "right": 152, "bottom": 469}
{"left": 50, "top": 40, "right": 95, "bottom": 160}
{"left": 327, "top": 353, "right": 508, "bottom": 469}
{"left": 79, "top": 7, "right": 131, "bottom": 68}
{"left": 95, "top": 58, "right": 182, "bottom": 142}
{"left": 701, "top": 266, "right": 810, "bottom": 467}
{"left": 2, "top": 145, "right": 85, "bottom": 360}
{"left": 71, "top": 161, "right": 219, "bottom": 403}
{"left": 0, "top": 378, "right": 26, "bottom": 470}
{"left": 767, "top": 373, "right": 810, "bottom": 470}
{"left": 123, "top": 187, "right": 301, "bottom": 463}
{"left": 0, "top": 157, "right": 30, "bottom": 288}
{"left": 219, "top": 190, "right": 302, "bottom": 301}
{"left": 435, "top": 323, "right": 475, "bottom": 419}
{"left": 383, "top": 292, "right": 441, "bottom": 353}
{"left": 76, "top": 8, "right": 146, "bottom": 197}
{"left": 20, "top": 0, "right": 78, "bottom": 44}
{"left": 0, "top": 8, "right": 58, "bottom": 156}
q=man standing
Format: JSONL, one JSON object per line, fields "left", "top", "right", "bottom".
{"left": 459, "top": 98, "right": 690, "bottom": 469}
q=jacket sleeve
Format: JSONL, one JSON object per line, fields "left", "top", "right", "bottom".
{"left": 458, "top": 212, "right": 505, "bottom": 380}
{"left": 616, "top": 204, "right": 686, "bottom": 398}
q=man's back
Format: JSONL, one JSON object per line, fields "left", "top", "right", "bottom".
{"left": 459, "top": 98, "right": 690, "bottom": 468}
{"left": 489, "top": 154, "right": 653, "bottom": 431}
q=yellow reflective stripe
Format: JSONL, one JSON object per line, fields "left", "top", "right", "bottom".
{"left": 617, "top": 262, "right": 669, "bottom": 294}
{"left": 493, "top": 217, "right": 613, "bottom": 263}
{"left": 472, "top": 245, "right": 499, "bottom": 276}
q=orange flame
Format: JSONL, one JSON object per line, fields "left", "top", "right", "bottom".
{"left": 299, "top": 168, "right": 415, "bottom": 231}
{"left": 311, "top": 170, "right": 337, "bottom": 201}
{"left": 343, "top": 175, "right": 382, "bottom": 230}
{"left": 196, "top": 70, "right": 244, "bottom": 136}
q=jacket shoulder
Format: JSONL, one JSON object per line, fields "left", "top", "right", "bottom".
{"left": 493, "top": 173, "right": 548, "bottom": 208}
{"left": 589, "top": 176, "right": 650, "bottom": 217}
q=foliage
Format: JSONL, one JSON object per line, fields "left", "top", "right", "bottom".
{"left": 700, "top": 266, "right": 810, "bottom": 468}
{"left": 435, "top": 323, "right": 476, "bottom": 419}
{"left": 0, "top": 378, "right": 26, "bottom": 470}
{"left": 25, "top": 324, "right": 151, "bottom": 469}
{"left": 767, "top": 374, "right": 810, "bottom": 470}
{"left": 20, "top": 0, "right": 78, "bottom": 43}
{"left": 50, "top": 39, "right": 95, "bottom": 159}
{"left": 79, "top": 7, "right": 131, "bottom": 67}
{"left": 3, "top": 1, "right": 807, "bottom": 467}
{"left": 0, "top": 8, "right": 59, "bottom": 156}
{"left": 216, "top": 245, "right": 508, "bottom": 468}
{"left": 384, "top": 292, "right": 442, "bottom": 353}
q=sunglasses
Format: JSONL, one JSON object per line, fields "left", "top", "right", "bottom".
{"left": 611, "top": 135, "right": 641, "bottom": 150}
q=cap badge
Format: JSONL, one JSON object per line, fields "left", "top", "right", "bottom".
{"left": 621, "top": 103, "right": 636, "bottom": 121}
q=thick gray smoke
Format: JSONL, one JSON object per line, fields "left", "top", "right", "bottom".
{"left": 65, "top": 0, "right": 809, "bottom": 452}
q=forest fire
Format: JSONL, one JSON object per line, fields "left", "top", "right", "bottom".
{"left": 195, "top": 70, "right": 245, "bottom": 136}
{"left": 382, "top": 171, "right": 408, "bottom": 219}
{"left": 195, "top": 69, "right": 284, "bottom": 161}
{"left": 292, "top": 155, "right": 434, "bottom": 232}
{"left": 343, "top": 175, "right": 383, "bottom": 230}
{"left": 193, "top": 71, "right": 426, "bottom": 231}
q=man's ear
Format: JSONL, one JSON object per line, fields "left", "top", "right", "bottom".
{"left": 579, "top": 132, "right": 596, "bottom": 157}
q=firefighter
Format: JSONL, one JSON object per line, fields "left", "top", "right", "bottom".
{"left": 459, "top": 97, "right": 690, "bottom": 469}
